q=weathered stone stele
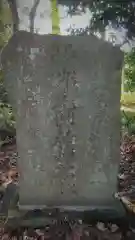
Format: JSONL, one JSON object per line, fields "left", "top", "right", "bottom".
{"left": 1, "top": 31, "right": 124, "bottom": 210}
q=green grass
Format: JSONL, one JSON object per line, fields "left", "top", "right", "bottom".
{"left": 121, "top": 92, "right": 135, "bottom": 106}
{"left": 121, "top": 92, "right": 135, "bottom": 116}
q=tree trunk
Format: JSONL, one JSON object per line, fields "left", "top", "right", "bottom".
{"left": 51, "top": 0, "right": 60, "bottom": 34}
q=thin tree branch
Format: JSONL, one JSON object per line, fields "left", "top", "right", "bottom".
{"left": 29, "top": 0, "right": 40, "bottom": 33}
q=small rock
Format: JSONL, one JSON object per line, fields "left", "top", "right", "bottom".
{"left": 96, "top": 222, "right": 107, "bottom": 231}
{"left": 110, "top": 224, "right": 119, "bottom": 233}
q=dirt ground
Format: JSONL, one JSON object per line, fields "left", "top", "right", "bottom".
{"left": 0, "top": 225, "right": 133, "bottom": 240}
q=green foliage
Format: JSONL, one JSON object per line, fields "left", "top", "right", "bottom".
{"left": 58, "top": 0, "right": 135, "bottom": 40}
{"left": 0, "top": 71, "right": 8, "bottom": 103}
{"left": 0, "top": 103, "right": 15, "bottom": 130}
{"left": 121, "top": 49, "right": 135, "bottom": 134}
{"left": 124, "top": 49, "right": 135, "bottom": 92}
{"left": 88, "top": 0, "right": 135, "bottom": 40}
{"left": 0, "top": 0, "right": 15, "bottom": 141}
{"left": 121, "top": 110, "right": 135, "bottom": 136}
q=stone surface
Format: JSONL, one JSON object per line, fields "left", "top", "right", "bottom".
{"left": 1, "top": 31, "right": 123, "bottom": 209}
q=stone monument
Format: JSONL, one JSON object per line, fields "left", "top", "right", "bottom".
{"left": 1, "top": 31, "right": 124, "bottom": 212}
